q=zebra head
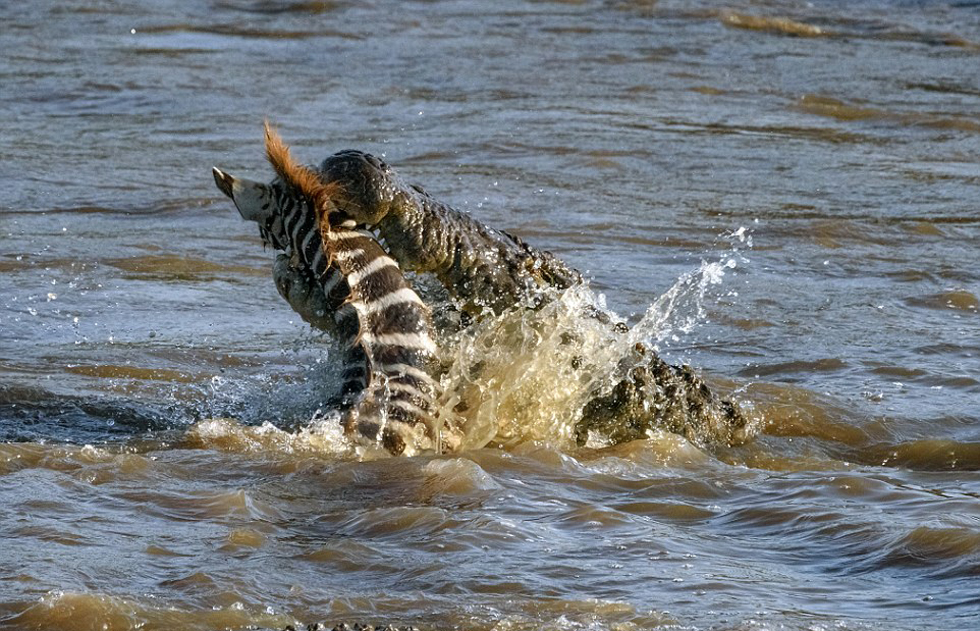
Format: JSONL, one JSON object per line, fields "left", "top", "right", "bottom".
{"left": 212, "top": 166, "right": 292, "bottom": 250}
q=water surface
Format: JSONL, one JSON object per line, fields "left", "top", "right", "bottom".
{"left": 1, "top": 1, "right": 979, "bottom": 630}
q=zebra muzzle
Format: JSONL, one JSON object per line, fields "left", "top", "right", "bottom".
{"left": 212, "top": 167, "right": 235, "bottom": 199}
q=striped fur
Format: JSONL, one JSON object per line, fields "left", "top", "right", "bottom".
{"left": 261, "top": 124, "right": 443, "bottom": 455}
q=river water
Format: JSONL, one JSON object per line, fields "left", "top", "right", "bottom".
{"left": 1, "top": 1, "right": 979, "bottom": 629}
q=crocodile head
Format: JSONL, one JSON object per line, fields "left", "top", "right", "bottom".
{"left": 212, "top": 167, "right": 290, "bottom": 250}
{"left": 318, "top": 150, "right": 408, "bottom": 227}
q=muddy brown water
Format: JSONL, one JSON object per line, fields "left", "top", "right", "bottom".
{"left": 1, "top": 1, "right": 979, "bottom": 630}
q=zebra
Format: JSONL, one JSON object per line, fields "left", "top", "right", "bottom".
{"left": 212, "top": 124, "right": 459, "bottom": 455}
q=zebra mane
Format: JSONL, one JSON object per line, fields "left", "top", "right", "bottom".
{"left": 263, "top": 121, "right": 339, "bottom": 223}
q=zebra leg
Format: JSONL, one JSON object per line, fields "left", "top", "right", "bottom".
{"left": 273, "top": 250, "right": 456, "bottom": 454}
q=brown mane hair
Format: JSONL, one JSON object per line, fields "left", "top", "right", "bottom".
{"left": 263, "top": 121, "right": 340, "bottom": 225}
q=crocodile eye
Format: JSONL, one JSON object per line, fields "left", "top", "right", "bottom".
{"left": 366, "top": 153, "right": 389, "bottom": 171}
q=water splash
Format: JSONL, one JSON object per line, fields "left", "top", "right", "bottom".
{"left": 186, "top": 228, "right": 753, "bottom": 457}
{"left": 630, "top": 256, "right": 740, "bottom": 350}
{"left": 632, "top": 225, "right": 751, "bottom": 351}
{"left": 183, "top": 417, "right": 352, "bottom": 457}
{"left": 433, "top": 228, "right": 753, "bottom": 452}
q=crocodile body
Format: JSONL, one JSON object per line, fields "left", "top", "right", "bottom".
{"left": 318, "top": 151, "right": 582, "bottom": 316}
{"left": 311, "top": 150, "right": 747, "bottom": 448}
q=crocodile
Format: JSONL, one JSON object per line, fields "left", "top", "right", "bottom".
{"left": 213, "top": 129, "right": 748, "bottom": 451}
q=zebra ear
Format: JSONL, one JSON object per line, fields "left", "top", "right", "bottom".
{"left": 212, "top": 167, "right": 275, "bottom": 223}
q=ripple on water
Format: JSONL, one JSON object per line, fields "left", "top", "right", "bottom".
{"left": 720, "top": 12, "right": 827, "bottom": 37}
{"left": 296, "top": 538, "right": 383, "bottom": 571}
{"left": 222, "top": 526, "right": 267, "bottom": 550}
{"left": 103, "top": 254, "right": 264, "bottom": 281}
{"left": 612, "top": 500, "right": 717, "bottom": 523}
{"left": 737, "top": 357, "right": 850, "bottom": 379}
{"left": 581, "top": 430, "right": 714, "bottom": 471}
{"left": 5, "top": 590, "right": 288, "bottom": 631}
{"left": 795, "top": 94, "right": 980, "bottom": 132}
{"left": 419, "top": 457, "right": 502, "bottom": 497}
{"left": 877, "top": 526, "right": 980, "bottom": 578}
{"left": 335, "top": 505, "right": 454, "bottom": 540}
{"left": 736, "top": 381, "right": 870, "bottom": 446}
{"left": 862, "top": 439, "right": 980, "bottom": 471}
{"left": 0, "top": 443, "right": 153, "bottom": 481}
{"left": 182, "top": 417, "right": 351, "bottom": 456}
{"left": 136, "top": 22, "right": 356, "bottom": 41}
{"left": 187, "top": 488, "right": 280, "bottom": 521}
{"left": 906, "top": 290, "right": 979, "bottom": 313}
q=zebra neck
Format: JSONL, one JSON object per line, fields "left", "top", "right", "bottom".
{"left": 319, "top": 221, "right": 444, "bottom": 456}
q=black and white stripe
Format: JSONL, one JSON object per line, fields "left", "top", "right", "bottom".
{"left": 264, "top": 187, "right": 441, "bottom": 455}
{"left": 321, "top": 220, "right": 440, "bottom": 455}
